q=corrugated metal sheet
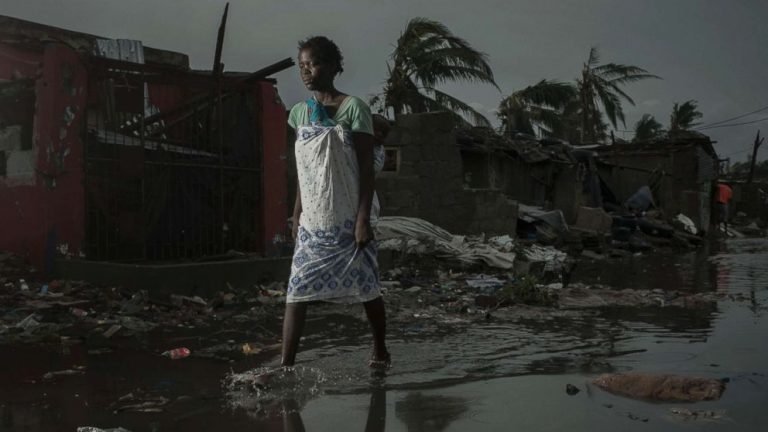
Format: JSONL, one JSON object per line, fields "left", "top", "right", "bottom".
{"left": 94, "top": 39, "right": 145, "bottom": 64}
{"left": 93, "top": 39, "right": 157, "bottom": 119}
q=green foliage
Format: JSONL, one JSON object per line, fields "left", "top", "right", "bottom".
{"left": 498, "top": 80, "right": 576, "bottom": 138}
{"left": 730, "top": 159, "right": 768, "bottom": 179}
{"left": 633, "top": 114, "right": 665, "bottom": 141}
{"left": 577, "top": 47, "right": 660, "bottom": 143}
{"left": 378, "top": 17, "right": 499, "bottom": 127}
{"left": 502, "top": 275, "right": 557, "bottom": 306}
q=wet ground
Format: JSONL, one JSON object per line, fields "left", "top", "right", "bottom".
{"left": 1, "top": 238, "right": 767, "bottom": 431}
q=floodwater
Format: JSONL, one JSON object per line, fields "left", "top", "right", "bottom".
{"left": 2, "top": 238, "right": 767, "bottom": 431}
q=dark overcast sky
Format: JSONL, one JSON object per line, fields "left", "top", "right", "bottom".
{"left": 2, "top": 0, "right": 767, "bottom": 161}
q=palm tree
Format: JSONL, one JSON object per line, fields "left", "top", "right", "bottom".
{"left": 497, "top": 80, "right": 576, "bottom": 138}
{"left": 669, "top": 100, "right": 703, "bottom": 131}
{"left": 377, "top": 18, "right": 498, "bottom": 127}
{"left": 633, "top": 114, "right": 664, "bottom": 141}
{"left": 577, "top": 47, "right": 660, "bottom": 143}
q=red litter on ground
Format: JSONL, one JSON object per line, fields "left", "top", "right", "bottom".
{"left": 161, "top": 347, "right": 191, "bottom": 360}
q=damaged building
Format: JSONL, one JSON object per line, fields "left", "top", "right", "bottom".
{"left": 0, "top": 16, "right": 291, "bottom": 271}
{"left": 595, "top": 132, "right": 720, "bottom": 233}
{"left": 375, "top": 112, "right": 720, "bottom": 241}
{"left": 375, "top": 113, "right": 602, "bottom": 236}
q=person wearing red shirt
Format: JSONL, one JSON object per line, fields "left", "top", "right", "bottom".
{"left": 716, "top": 182, "right": 733, "bottom": 231}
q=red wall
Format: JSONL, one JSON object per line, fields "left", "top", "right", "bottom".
{"left": 0, "top": 43, "right": 87, "bottom": 272}
{"left": 1, "top": 42, "right": 288, "bottom": 269}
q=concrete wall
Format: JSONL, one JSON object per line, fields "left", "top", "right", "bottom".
{"left": 376, "top": 112, "right": 517, "bottom": 235}
{"left": 475, "top": 152, "right": 583, "bottom": 224}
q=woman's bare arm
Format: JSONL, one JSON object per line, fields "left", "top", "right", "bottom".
{"left": 352, "top": 132, "right": 375, "bottom": 247}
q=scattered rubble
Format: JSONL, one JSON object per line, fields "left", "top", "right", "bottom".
{"left": 0, "top": 251, "right": 281, "bottom": 348}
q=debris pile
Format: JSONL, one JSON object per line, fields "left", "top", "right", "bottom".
{"left": 0, "top": 251, "right": 283, "bottom": 354}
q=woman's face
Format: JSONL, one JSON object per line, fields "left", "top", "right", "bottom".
{"left": 298, "top": 49, "right": 335, "bottom": 91}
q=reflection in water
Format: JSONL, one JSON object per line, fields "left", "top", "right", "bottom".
{"left": 1, "top": 239, "right": 765, "bottom": 431}
{"left": 395, "top": 392, "right": 468, "bottom": 432}
{"left": 365, "top": 388, "right": 387, "bottom": 432}
{"left": 253, "top": 387, "right": 387, "bottom": 432}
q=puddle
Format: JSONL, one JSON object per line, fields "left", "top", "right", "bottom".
{"left": 1, "top": 238, "right": 766, "bottom": 431}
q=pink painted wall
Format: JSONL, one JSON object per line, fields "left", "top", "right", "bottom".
{"left": 0, "top": 43, "right": 87, "bottom": 271}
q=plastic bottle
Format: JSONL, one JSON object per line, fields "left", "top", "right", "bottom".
{"left": 161, "top": 347, "right": 191, "bottom": 360}
{"left": 70, "top": 308, "right": 88, "bottom": 318}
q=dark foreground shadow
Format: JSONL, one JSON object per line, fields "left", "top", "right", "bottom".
{"left": 260, "top": 387, "right": 387, "bottom": 432}
{"left": 395, "top": 392, "right": 469, "bottom": 432}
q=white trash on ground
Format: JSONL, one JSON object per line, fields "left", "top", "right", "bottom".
{"left": 523, "top": 244, "right": 568, "bottom": 272}
{"left": 673, "top": 213, "right": 697, "bottom": 234}
{"left": 375, "top": 217, "right": 516, "bottom": 269}
{"left": 77, "top": 428, "right": 132, "bottom": 432}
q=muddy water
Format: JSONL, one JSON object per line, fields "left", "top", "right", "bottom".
{"left": 1, "top": 238, "right": 767, "bottom": 431}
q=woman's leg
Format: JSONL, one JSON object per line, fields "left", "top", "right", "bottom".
{"left": 281, "top": 302, "right": 308, "bottom": 366}
{"left": 363, "top": 296, "right": 389, "bottom": 363}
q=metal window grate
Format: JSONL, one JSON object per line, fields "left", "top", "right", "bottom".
{"left": 84, "top": 62, "right": 262, "bottom": 262}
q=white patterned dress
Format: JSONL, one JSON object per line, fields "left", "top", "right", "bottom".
{"left": 287, "top": 99, "right": 383, "bottom": 304}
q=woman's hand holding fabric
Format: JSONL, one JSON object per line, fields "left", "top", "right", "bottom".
{"left": 355, "top": 216, "right": 373, "bottom": 249}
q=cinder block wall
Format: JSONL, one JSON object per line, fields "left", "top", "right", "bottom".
{"left": 377, "top": 112, "right": 517, "bottom": 235}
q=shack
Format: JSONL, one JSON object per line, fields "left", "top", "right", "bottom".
{"left": 375, "top": 112, "right": 519, "bottom": 235}
{"left": 0, "top": 15, "right": 291, "bottom": 270}
{"left": 456, "top": 128, "right": 599, "bottom": 224}
{"left": 595, "top": 132, "right": 719, "bottom": 232}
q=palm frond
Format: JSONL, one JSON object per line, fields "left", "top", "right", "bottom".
{"left": 424, "top": 87, "right": 491, "bottom": 127}
{"left": 515, "top": 80, "right": 576, "bottom": 108}
{"left": 634, "top": 113, "right": 664, "bottom": 141}
{"left": 586, "top": 47, "right": 601, "bottom": 67}
{"left": 383, "top": 17, "right": 498, "bottom": 118}
{"left": 594, "top": 85, "right": 625, "bottom": 128}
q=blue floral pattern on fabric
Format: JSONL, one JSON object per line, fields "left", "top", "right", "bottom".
{"left": 287, "top": 101, "right": 381, "bottom": 305}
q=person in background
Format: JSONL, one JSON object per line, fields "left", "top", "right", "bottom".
{"left": 716, "top": 181, "right": 733, "bottom": 232}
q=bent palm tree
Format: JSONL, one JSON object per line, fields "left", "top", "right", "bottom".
{"left": 577, "top": 47, "right": 660, "bottom": 143}
{"left": 669, "top": 100, "right": 703, "bottom": 131}
{"left": 497, "top": 80, "right": 576, "bottom": 138}
{"left": 633, "top": 114, "right": 664, "bottom": 141}
{"left": 379, "top": 18, "right": 498, "bottom": 127}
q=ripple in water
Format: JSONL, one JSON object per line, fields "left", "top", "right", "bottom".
{"left": 223, "top": 366, "right": 329, "bottom": 417}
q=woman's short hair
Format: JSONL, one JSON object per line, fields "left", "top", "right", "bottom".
{"left": 298, "top": 36, "right": 344, "bottom": 75}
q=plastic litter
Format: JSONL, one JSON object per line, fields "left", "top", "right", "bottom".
{"left": 673, "top": 213, "right": 697, "bottom": 234}
{"left": 242, "top": 343, "right": 262, "bottom": 356}
{"left": 103, "top": 325, "right": 122, "bottom": 338}
{"left": 71, "top": 308, "right": 88, "bottom": 318}
{"left": 161, "top": 347, "right": 191, "bottom": 360}
{"left": 19, "top": 279, "right": 29, "bottom": 291}
{"left": 43, "top": 367, "right": 85, "bottom": 379}
{"left": 465, "top": 275, "right": 505, "bottom": 290}
{"left": 77, "top": 428, "right": 132, "bottom": 432}
{"left": 15, "top": 313, "right": 41, "bottom": 330}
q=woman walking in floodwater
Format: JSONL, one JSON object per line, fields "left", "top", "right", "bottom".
{"left": 280, "top": 36, "right": 390, "bottom": 369}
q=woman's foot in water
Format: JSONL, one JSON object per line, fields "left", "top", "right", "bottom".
{"left": 368, "top": 350, "right": 391, "bottom": 370}
{"left": 253, "top": 365, "right": 295, "bottom": 389}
